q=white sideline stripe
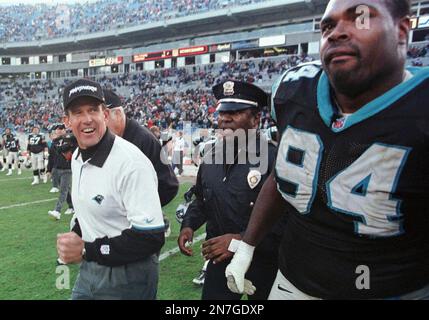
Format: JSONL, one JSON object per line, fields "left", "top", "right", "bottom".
{"left": 159, "top": 233, "right": 206, "bottom": 262}
{"left": 0, "top": 198, "right": 57, "bottom": 210}
{"left": 0, "top": 196, "right": 204, "bottom": 263}
{"left": 0, "top": 177, "right": 32, "bottom": 182}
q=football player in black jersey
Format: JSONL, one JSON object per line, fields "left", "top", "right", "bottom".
{"left": 4, "top": 128, "right": 21, "bottom": 176}
{"left": 27, "top": 126, "right": 48, "bottom": 185}
{"left": 1, "top": 128, "right": 12, "bottom": 172}
{"left": 226, "top": 0, "right": 429, "bottom": 299}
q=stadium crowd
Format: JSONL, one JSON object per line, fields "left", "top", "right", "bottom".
{"left": 0, "top": 56, "right": 306, "bottom": 132}
{"left": 1, "top": 48, "right": 428, "bottom": 133}
{"left": 0, "top": 0, "right": 266, "bottom": 43}
{"left": 407, "top": 43, "right": 429, "bottom": 66}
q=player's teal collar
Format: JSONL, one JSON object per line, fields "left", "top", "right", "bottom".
{"left": 317, "top": 67, "right": 429, "bottom": 132}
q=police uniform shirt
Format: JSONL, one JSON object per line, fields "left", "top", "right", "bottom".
{"left": 271, "top": 62, "right": 429, "bottom": 299}
{"left": 182, "top": 133, "right": 282, "bottom": 259}
{"left": 71, "top": 131, "right": 164, "bottom": 265}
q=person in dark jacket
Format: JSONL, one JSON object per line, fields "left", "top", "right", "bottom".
{"left": 46, "top": 124, "right": 61, "bottom": 193}
{"left": 103, "top": 89, "right": 178, "bottom": 207}
{"left": 178, "top": 80, "right": 284, "bottom": 300}
{"left": 48, "top": 130, "right": 76, "bottom": 220}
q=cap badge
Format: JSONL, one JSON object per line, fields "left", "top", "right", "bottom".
{"left": 223, "top": 81, "right": 235, "bottom": 96}
{"left": 247, "top": 170, "right": 262, "bottom": 189}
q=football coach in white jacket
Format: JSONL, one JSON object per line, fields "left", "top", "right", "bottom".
{"left": 56, "top": 79, "right": 165, "bottom": 300}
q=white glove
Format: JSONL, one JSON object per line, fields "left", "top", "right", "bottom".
{"left": 225, "top": 241, "right": 256, "bottom": 295}
{"left": 44, "top": 151, "right": 49, "bottom": 159}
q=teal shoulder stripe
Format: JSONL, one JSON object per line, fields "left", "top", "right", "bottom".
{"left": 317, "top": 67, "right": 429, "bottom": 132}
{"left": 317, "top": 72, "right": 334, "bottom": 128}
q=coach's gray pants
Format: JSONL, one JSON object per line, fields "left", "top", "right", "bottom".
{"left": 54, "top": 169, "right": 72, "bottom": 212}
{"left": 71, "top": 255, "right": 159, "bottom": 300}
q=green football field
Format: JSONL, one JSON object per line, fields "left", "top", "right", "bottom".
{"left": 0, "top": 170, "right": 206, "bottom": 300}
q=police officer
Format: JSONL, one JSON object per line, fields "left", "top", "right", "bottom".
{"left": 177, "top": 80, "right": 283, "bottom": 300}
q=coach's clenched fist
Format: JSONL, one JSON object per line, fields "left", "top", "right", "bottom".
{"left": 57, "top": 232, "right": 85, "bottom": 264}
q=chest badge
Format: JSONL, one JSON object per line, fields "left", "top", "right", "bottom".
{"left": 247, "top": 170, "right": 262, "bottom": 189}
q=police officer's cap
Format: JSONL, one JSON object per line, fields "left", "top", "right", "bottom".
{"left": 213, "top": 80, "right": 268, "bottom": 112}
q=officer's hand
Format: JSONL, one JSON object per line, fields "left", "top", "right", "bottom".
{"left": 57, "top": 232, "right": 84, "bottom": 264}
{"left": 178, "top": 227, "right": 194, "bottom": 256}
{"left": 202, "top": 233, "right": 241, "bottom": 264}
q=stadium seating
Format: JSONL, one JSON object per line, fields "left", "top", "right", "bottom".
{"left": 0, "top": 55, "right": 309, "bottom": 132}
{"left": 1, "top": 48, "right": 428, "bottom": 134}
{"left": 0, "top": 0, "right": 266, "bottom": 43}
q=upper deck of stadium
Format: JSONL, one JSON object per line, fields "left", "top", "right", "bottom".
{"left": 0, "top": 0, "right": 427, "bottom": 79}
{"left": 0, "top": 0, "right": 330, "bottom": 55}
